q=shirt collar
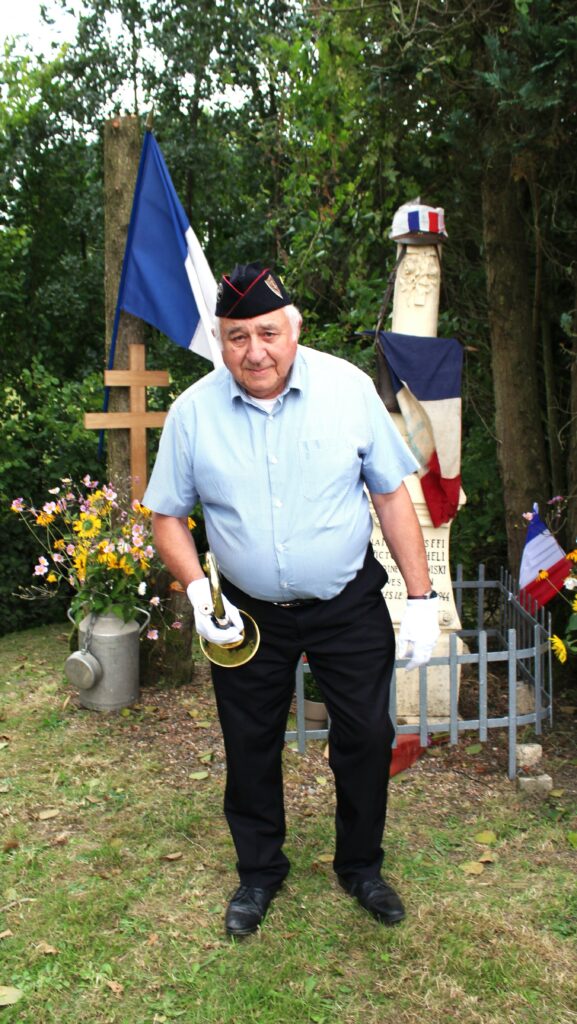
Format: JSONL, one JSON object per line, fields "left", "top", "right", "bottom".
{"left": 227, "top": 346, "right": 305, "bottom": 405}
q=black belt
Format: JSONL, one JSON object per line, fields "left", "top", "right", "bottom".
{"left": 272, "top": 597, "right": 321, "bottom": 608}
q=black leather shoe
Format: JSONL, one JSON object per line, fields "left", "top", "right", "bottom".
{"left": 339, "top": 876, "right": 406, "bottom": 925}
{"left": 225, "top": 884, "right": 279, "bottom": 937}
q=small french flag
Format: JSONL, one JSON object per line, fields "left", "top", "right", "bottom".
{"left": 518, "top": 504, "right": 572, "bottom": 609}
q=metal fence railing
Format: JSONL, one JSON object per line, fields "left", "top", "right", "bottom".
{"left": 285, "top": 566, "right": 553, "bottom": 780}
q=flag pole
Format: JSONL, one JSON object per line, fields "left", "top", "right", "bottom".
{"left": 98, "top": 116, "right": 154, "bottom": 459}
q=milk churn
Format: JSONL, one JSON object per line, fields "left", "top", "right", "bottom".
{"left": 65, "top": 609, "right": 150, "bottom": 711}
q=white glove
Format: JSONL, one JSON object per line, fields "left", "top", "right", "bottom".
{"left": 186, "top": 577, "right": 244, "bottom": 646}
{"left": 398, "top": 595, "right": 440, "bottom": 670}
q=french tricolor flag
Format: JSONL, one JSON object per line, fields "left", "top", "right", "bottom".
{"left": 377, "top": 331, "right": 463, "bottom": 527}
{"left": 116, "top": 131, "right": 222, "bottom": 366}
{"left": 519, "top": 504, "right": 572, "bottom": 609}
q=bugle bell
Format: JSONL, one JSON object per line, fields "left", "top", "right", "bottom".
{"left": 198, "top": 552, "right": 260, "bottom": 668}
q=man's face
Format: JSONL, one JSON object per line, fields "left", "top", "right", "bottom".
{"left": 219, "top": 307, "right": 300, "bottom": 399}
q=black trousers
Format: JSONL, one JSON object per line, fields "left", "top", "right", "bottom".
{"left": 211, "top": 545, "right": 396, "bottom": 889}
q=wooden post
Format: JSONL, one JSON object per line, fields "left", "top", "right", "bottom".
{"left": 103, "top": 115, "right": 145, "bottom": 504}
{"left": 84, "top": 344, "right": 168, "bottom": 501}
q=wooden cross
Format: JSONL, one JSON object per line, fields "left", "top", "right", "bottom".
{"left": 84, "top": 344, "right": 169, "bottom": 502}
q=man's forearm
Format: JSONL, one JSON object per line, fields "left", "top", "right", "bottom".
{"left": 151, "top": 513, "right": 205, "bottom": 587}
{"left": 370, "top": 484, "right": 432, "bottom": 596}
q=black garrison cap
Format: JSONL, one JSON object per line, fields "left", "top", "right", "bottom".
{"left": 215, "top": 262, "right": 291, "bottom": 318}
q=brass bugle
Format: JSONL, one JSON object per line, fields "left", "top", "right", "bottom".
{"left": 198, "top": 552, "right": 260, "bottom": 668}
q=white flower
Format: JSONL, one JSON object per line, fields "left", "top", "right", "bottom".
{"left": 563, "top": 576, "right": 577, "bottom": 591}
{"left": 138, "top": 581, "right": 147, "bottom": 596}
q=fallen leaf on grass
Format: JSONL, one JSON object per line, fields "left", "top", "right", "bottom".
{"left": 459, "top": 861, "right": 485, "bottom": 875}
{"left": 315, "top": 776, "right": 328, "bottom": 786}
{"left": 0, "top": 987, "right": 23, "bottom": 1006}
{"left": 160, "top": 851, "right": 183, "bottom": 862}
{"left": 194, "top": 721, "right": 212, "bottom": 729}
{"left": 189, "top": 770, "right": 210, "bottom": 781}
{"left": 0, "top": 930, "right": 14, "bottom": 940}
{"left": 36, "top": 941, "right": 58, "bottom": 955}
{"left": 146, "top": 933, "right": 160, "bottom": 945}
{"left": 316, "top": 853, "right": 333, "bottom": 863}
{"left": 52, "top": 832, "right": 70, "bottom": 846}
{"left": 478, "top": 852, "right": 498, "bottom": 864}
{"left": 567, "top": 832, "right": 577, "bottom": 849}
{"left": 475, "top": 830, "right": 497, "bottom": 845}
{"left": 198, "top": 751, "right": 213, "bottom": 764}
{"left": 104, "top": 979, "right": 124, "bottom": 997}
{"left": 466, "top": 743, "right": 483, "bottom": 755}
{"left": 37, "top": 808, "right": 60, "bottom": 821}
{"left": 549, "top": 789, "right": 565, "bottom": 798}
{"left": 3, "top": 838, "right": 19, "bottom": 853}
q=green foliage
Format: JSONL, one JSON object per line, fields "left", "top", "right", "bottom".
{"left": 0, "top": 362, "right": 103, "bottom": 634}
{"left": 2, "top": 0, "right": 577, "bottom": 604}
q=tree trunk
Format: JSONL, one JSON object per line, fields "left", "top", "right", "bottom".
{"left": 481, "top": 155, "right": 549, "bottom": 574}
{"left": 103, "top": 114, "right": 145, "bottom": 503}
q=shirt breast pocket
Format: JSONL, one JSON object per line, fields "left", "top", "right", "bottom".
{"left": 298, "top": 438, "right": 359, "bottom": 502}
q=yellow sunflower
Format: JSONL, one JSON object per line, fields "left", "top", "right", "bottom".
{"left": 36, "top": 512, "right": 55, "bottom": 527}
{"left": 73, "top": 513, "right": 102, "bottom": 539}
{"left": 550, "top": 635, "right": 567, "bottom": 664}
{"left": 73, "top": 548, "right": 88, "bottom": 583}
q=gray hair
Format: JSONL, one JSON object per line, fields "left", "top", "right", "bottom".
{"left": 213, "top": 304, "right": 302, "bottom": 345}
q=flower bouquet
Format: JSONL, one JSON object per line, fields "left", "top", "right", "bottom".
{"left": 11, "top": 476, "right": 165, "bottom": 628}
{"left": 550, "top": 563, "right": 577, "bottom": 664}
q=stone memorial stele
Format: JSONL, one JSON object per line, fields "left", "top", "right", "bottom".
{"left": 371, "top": 201, "right": 467, "bottom": 721}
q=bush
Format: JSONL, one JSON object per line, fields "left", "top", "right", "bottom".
{"left": 0, "top": 361, "right": 103, "bottom": 635}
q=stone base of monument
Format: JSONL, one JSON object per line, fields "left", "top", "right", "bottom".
{"left": 394, "top": 631, "right": 466, "bottom": 722}
{"left": 369, "top": 477, "right": 467, "bottom": 725}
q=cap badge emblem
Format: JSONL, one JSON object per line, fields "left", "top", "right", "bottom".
{"left": 265, "top": 274, "right": 282, "bottom": 298}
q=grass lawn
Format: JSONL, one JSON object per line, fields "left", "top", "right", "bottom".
{"left": 1, "top": 623, "right": 576, "bottom": 1024}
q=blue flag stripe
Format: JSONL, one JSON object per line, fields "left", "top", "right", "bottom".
{"left": 119, "top": 132, "right": 201, "bottom": 350}
{"left": 377, "top": 331, "right": 463, "bottom": 401}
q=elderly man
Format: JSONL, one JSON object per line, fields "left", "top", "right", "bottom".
{"left": 143, "top": 262, "right": 439, "bottom": 938}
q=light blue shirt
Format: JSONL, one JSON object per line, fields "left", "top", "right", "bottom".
{"left": 143, "top": 346, "right": 418, "bottom": 601}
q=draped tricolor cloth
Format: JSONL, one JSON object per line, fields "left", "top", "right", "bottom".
{"left": 376, "top": 331, "right": 463, "bottom": 527}
{"left": 518, "top": 504, "right": 572, "bottom": 609}
{"left": 115, "top": 131, "right": 221, "bottom": 366}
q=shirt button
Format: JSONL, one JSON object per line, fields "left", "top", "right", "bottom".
{"left": 269, "top": 455, "right": 278, "bottom": 464}
{"left": 273, "top": 498, "right": 283, "bottom": 508}
{"left": 281, "top": 581, "right": 289, "bottom": 588}
{"left": 276, "top": 543, "right": 285, "bottom": 552}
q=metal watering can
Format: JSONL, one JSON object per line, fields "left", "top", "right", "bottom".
{"left": 65, "top": 608, "right": 151, "bottom": 711}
